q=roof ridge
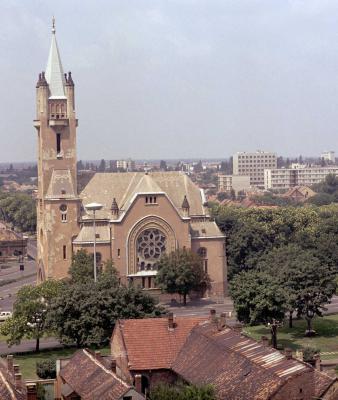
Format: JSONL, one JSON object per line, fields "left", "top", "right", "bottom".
{"left": 82, "top": 349, "right": 129, "bottom": 388}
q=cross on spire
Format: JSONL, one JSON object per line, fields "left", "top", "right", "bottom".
{"left": 52, "top": 16, "right": 55, "bottom": 34}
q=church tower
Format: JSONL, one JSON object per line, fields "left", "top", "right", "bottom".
{"left": 34, "top": 19, "right": 80, "bottom": 281}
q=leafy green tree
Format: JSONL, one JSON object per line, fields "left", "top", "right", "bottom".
{"left": 69, "top": 250, "right": 95, "bottom": 282}
{"left": 0, "top": 192, "right": 36, "bottom": 232}
{"left": 36, "top": 359, "right": 56, "bottom": 379}
{"left": 47, "top": 273, "right": 161, "bottom": 347}
{"left": 149, "top": 384, "right": 215, "bottom": 400}
{"left": 156, "top": 249, "right": 209, "bottom": 305}
{"left": 0, "top": 280, "right": 62, "bottom": 351}
{"left": 230, "top": 270, "right": 286, "bottom": 325}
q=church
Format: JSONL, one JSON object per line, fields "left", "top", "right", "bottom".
{"left": 34, "top": 21, "right": 227, "bottom": 300}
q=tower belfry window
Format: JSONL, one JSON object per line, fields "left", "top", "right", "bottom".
{"left": 56, "top": 133, "right": 61, "bottom": 155}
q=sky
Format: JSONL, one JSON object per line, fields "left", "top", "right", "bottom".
{"left": 1, "top": 0, "right": 338, "bottom": 162}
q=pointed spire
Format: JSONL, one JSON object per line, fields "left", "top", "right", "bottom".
{"left": 111, "top": 198, "right": 119, "bottom": 219}
{"left": 45, "top": 17, "right": 66, "bottom": 98}
{"left": 182, "top": 195, "right": 190, "bottom": 210}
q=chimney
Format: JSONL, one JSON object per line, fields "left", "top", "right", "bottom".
{"left": 261, "top": 336, "right": 269, "bottom": 347}
{"left": 134, "top": 374, "right": 142, "bottom": 394}
{"left": 6, "top": 355, "right": 13, "bottom": 372}
{"left": 111, "top": 359, "right": 117, "bottom": 373}
{"left": 218, "top": 312, "right": 226, "bottom": 330}
{"left": 209, "top": 309, "right": 217, "bottom": 323}
{"left": 313, "top": 353, "right": 321, "bottom": 371}
{"left": 95, "top": 351, "right": 101, "bottom": 359}
{"left": 13, "top": 365, "right": 20, "bottom": 374}
{"left": 14, "top": 373, "right": 22, "bottom": 388}
{"left": 27, "top": 383, "right": 37, "bottom": 400}
{"left": 168, "top": 312, "right": 174, "bottom": 329}
{"left": 284, "top": 348, "right": 293, "bottom": 360}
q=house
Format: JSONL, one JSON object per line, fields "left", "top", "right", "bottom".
{"left": 0, "top": 355, "right": 37, "bottom": 400}
{"left": 282, "top": 186, "right": 316, "bottom": 202}
{"left": 57, "top": 349, "right": 144, "bottom": 400}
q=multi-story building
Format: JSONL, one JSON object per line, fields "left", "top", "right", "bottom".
{"left": 233, "top": 151, "right": 277, "bottom": 188}
{"left": 265, "top": 166, "right": 338, "bottom": 190}
{"left": 218, "top": 175, "right": 251, "bottom": 194}
{"left": 321, "top": 151, "right": 335, "bottom": 163}
{"left": 116, "top": 159, "right": 136, "bottom": 171}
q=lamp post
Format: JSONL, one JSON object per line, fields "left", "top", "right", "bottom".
{"left": 84, "top": 202, "right": 103, "bottom": 282}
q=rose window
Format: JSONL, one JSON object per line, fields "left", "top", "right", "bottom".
{"left": 137, "top": 228, "right": 166, "bottom": 272}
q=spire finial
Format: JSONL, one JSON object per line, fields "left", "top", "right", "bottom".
{"left": 52, "top": 16, "right": 56, "bottom": 34}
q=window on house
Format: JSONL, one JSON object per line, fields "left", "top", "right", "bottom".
{"left": 198, "top": 247, "right": 207, "bottom": 258}
{"left": 60, "top": 204, "right": 67, "bottom": 222}
{"left": 95, "top": 252, "right": 102, "bottom": 264}
{"left": 61, "top": 213, "right": 67, "bottom": 222}
{"left": 204, "top": 260, "right": 208, "bottom": 274}
{"left": 117, "top": 248, "right": 120, "bottom": 257}
{"left": 148, "top": 276, "right": 152, "bottom": 288}
{"left": 56, "top": 133, "right": 61, "bottom": 154}
{"left": 142, "top": 277, "right": 146, "bottom": 289}
{"left": 63, "top": 245, "right": 67, "bottom": 260}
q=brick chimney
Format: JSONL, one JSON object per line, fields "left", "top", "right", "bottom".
{"left": 284, "top": 348, "right": 293, "bottom": 360}
{"left": 6, "top": 355, "right": 13, "bottom": 373}
{"left": 135, "top": 374, "right": 142, "bottom": 394}
{"left": 218, "top": 312, "right": 226, "bottom": 330}
{"left": 313, "top": 353, "right": 321, "bottom": 371}
{"left": 14, "top": 373, "right": 22, "bottom": 389}
{"left": 209, "top": 309, "right": 217, "bottom": 323}
{"left": 13, "top": 365, "right": 20, "bottom": 374}
{"left": 27, "top": 383, "right": 37, "bottom": 400}
{"left": 168, "top": 312, "right": 174, "bottom": 329}
{"left": 95, "top": 350, "right": 101, "bottom": 359}
{"left": 261, "top": 336, "right": 269, "bottom": 347}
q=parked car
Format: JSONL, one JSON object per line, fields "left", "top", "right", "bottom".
{"left": 0, "top": 311, "right": 12, "bottom": 322}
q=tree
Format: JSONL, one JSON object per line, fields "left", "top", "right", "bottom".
{"left": 69, "top": 250, "right": 95, "bottom": 283}
{"left": 36, "top": 359, "right": 56, "bottom": 379}
{"left": 47, "top": 273, "right": 161, "bottom": 347}
{"left": 230, "top": 270, "right": 286, "bottom": 346}
{"left": 149, "top": 384, "right": 215, "bottom": 400}
{"left": 156, "top": 249, "right": 209, "bottom": 305}
{"left": 98, "top": 159, "right": 106, "bottom": 172}
{"left": 0, "top": 280, "right": 62, "bottom": 351}
{"left": 159, "top": 160, "right": 167, "bottom": 171}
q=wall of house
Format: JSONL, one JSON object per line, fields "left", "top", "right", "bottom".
{"left": 111, "top": 324, "right": 133, "bottom": 384}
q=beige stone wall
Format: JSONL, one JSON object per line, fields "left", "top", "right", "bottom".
{"left": 191, "top": 237, "right": 227, "bottom": 298}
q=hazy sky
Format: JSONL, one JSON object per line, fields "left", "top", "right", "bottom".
{"left": 1, "top": 0, "right": 338, "bottom": 162}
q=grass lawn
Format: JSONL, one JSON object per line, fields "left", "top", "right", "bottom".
{"left": 2, "top": 345, "right": 111, "bottom": 380}
{"left": 244, "top": 314, "right": 338, "bottom": 359}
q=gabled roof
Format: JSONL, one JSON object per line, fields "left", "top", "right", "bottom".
{"left": 45, "top": 22, "right": 66, "bottom": 99}
{"left": 190, "top": 220, "right": 225, "bottom": 239}
{"left": 172, "top": 321, "right": 336, "bottom": 400}
{"left": 80, "top": 172, "right": 206, "bottom": 220}
{"left": 114, "top": 316, "right": 206, "bottom": 370}
{"left": 59, "top": 349, "right": 131, "bottom": 400}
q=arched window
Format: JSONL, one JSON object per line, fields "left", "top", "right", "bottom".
{"left": 95, "top": 252, "right": 102, "bottom": 264}
{"left": 136, "top": 228, "right": 166, "bottom": 272}
{"left": 197, "top": 247, "right": 207, "bottom": 258}
{"left": 60, "top": 204, "right": 67, "bottom": 222}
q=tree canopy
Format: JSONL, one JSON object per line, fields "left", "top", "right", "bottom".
{"left": 156, "top": 249, "right": 209, "bottom": 305}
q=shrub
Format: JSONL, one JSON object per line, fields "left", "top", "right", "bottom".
{"left": 36, "top": 359, "right": 56, "bottom": 379}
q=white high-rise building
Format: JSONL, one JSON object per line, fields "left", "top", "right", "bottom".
{"left": 233, "top": 151, "right": 277, "bottom": 188}
{"left": 321, "top": 151, "right": 335, "bottom": 163}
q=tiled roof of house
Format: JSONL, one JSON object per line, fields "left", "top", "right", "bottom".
{"left": 0, "top": 359, "right": 26, "bottom": 400}
{"left": 172, "top": 321, "right": 336, "bottom": 400}
{"left": 45, "top": 169, "right": 77, "bottom": 199}
{"left": 80, "top": 172, "right": 206, "bottom": 219}
{"left": 115, "top": 316, "right": 206, "bottom": 370}
{"left": 59, "top": 349, "right": 131, "bottom": 400}
{"left": 0, "top": 229, "right": 20, "bottom": 242}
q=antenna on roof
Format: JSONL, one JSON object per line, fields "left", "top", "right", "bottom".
{"left": 52, "top": 16, "right": 56, "bottom": 34}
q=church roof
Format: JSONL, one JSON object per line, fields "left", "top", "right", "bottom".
{"left": 45, "top": 19, "right": 66, "bottom": 99}
{"left": 190, "top": 220, "right": 225, "bottom": 239}
{"left": 80, "top": 172, "right": 206, "bottom": 220}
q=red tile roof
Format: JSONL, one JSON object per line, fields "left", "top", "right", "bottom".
{"left": 59, "top": 349, "right": 131, "bottom": 400}
{"left": 117, "top": 316, "right": 206, "bottom": 370}
{"left": 172, "top": 321, "right": 336, "bottom": 400}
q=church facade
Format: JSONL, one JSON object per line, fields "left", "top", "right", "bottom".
{"left": 35, "top": 22, "right": 227, "bottom": 299}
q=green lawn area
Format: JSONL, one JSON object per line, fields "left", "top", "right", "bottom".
{"left": 244, "top": 314, "right": 338, "bottom": 359}
{"left": 1, "top": 345, "right": 111, "bottom": 380}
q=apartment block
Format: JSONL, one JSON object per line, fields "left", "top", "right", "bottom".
{"left": 233, "top": 151, "right": 277, "bottom": 188}
{"left": 218, "top": 175, "right": 251, "bottom": 194}
{"left": 265, "top": 166, "right": 338, "bottom": 190}
{"left": 321, "top": 151, "right": 335, "bottom": 163}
